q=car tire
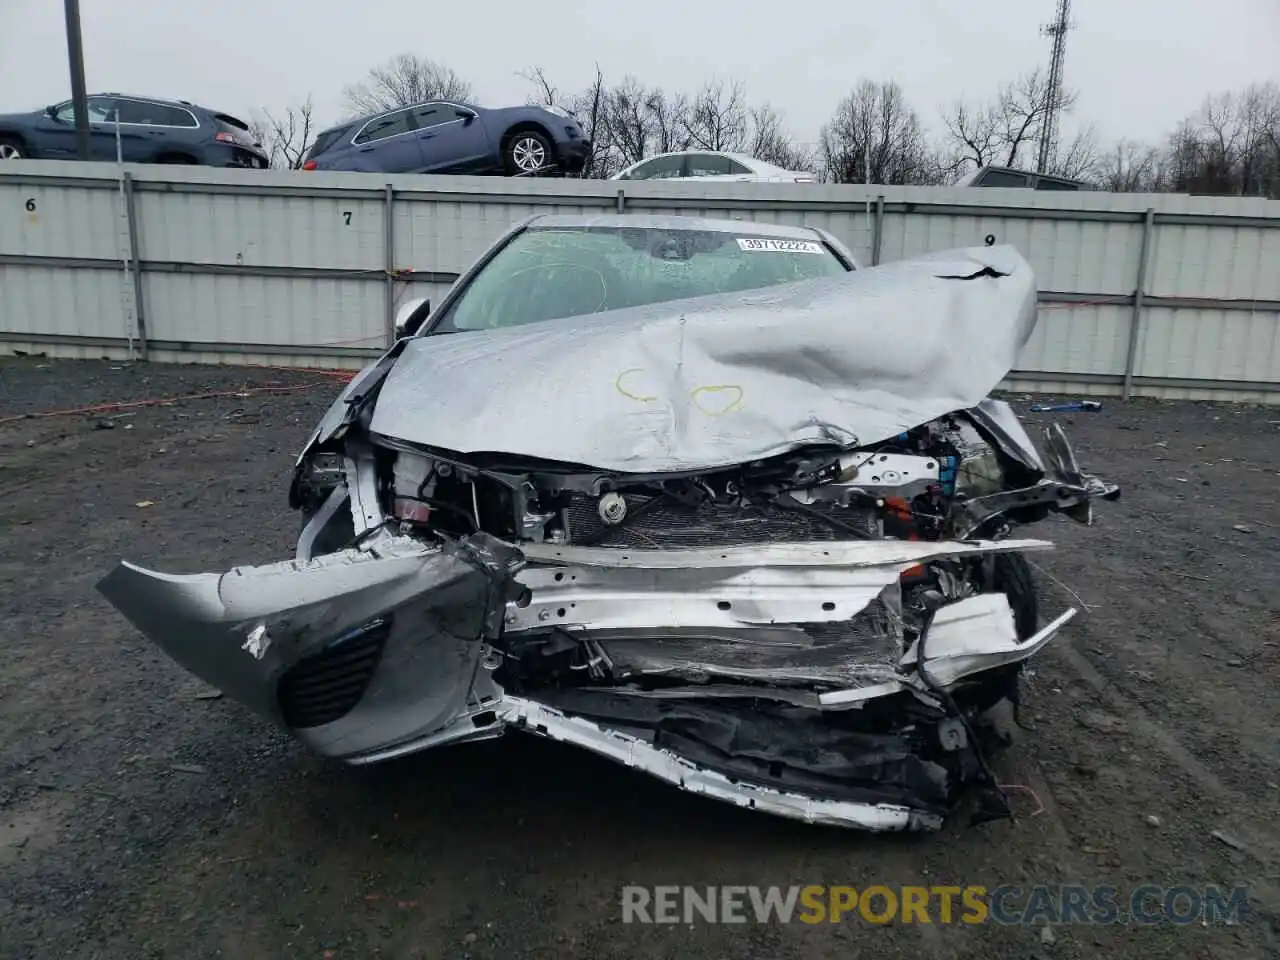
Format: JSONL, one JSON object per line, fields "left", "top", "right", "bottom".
{"left": 504, "top": 129, "right": 553, "bottom": 175}
{"left": 0, "top": 137, "right": 25, "bottom": 160}
{"left": 992, "top": 551, "right": 1038, "bottom": 640}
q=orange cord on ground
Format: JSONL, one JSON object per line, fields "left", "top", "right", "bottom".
{"left": 0, "top": 378, "right": 354, "bottom": 427}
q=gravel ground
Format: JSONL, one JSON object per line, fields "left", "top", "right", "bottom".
{"left": 1, "top": 356, "right": 1278, "bottom": 960}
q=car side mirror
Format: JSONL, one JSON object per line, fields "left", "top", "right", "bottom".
{"left": 45, "top": 105, "right": 59, "bottom": 119}
{"left": 457, "top": 108, "right": 477, "bottom": 125}
{"left": 394, "top": 297, "right": 431, "bottom": 339}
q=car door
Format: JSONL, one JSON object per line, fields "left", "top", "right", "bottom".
{"left": 350, "top": 108, "right": 423, "bottom": 173}
{"left": 30, "top": 101, "right": 82, "bottom": 158}
{"left": 112, "top": 98, "right": 195, "bottom": 161}
{"left": 684, "top": 153, "right": 757, "bottom": 181}
{"left": 83, "top": 98, "right": 136, "bottom": 161}
{"left": 413, "top": 103, "right": 489, "bottom": 173}
{"left": 30, "top": 98, "right": 119, "bottom": 158}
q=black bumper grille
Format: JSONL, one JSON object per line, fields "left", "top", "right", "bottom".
{"left": 277, "top": 620, "right": 390, "bottom": 729}
{"left": 566, "top": 494, "right": 881, "bottom": 548}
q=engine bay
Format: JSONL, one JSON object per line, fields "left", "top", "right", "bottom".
{"left": 292, "top": 398, "right": 1108, "bottom": 553}
{"left": 280, "top": 397, "right": 1117, "bottom": 823}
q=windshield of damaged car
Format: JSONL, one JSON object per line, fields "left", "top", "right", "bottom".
{"left": 430, "top": 226, "right": 850, "bottom": 333}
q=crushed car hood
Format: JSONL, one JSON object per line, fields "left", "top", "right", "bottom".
{"left": 368, "top": 245, "right": 1038, "bottom": 473}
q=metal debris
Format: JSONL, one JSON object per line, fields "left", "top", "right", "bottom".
{"left": 1210, "top": 828, "right": 1247, "bottom": 851}
{"left": 242, "top": 623, "right": 270, "bottom": 661}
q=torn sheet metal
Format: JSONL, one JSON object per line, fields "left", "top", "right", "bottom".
{"left": 776, "top": 600, "right": 1080, "bottom": 709}
{"left": 368, "top": 245, "right": 1039, "bottom": 472}
{"left": 967, "top": 397, "right": 1045, "bottom": 472}
{"left": 899, "top": 595, "right": 1076, "bottom": 687}
{"left": 97, "top": 532, "right": 524, "bottom": 760}
{"left": 903, "top": 605, "right": 1078, "bottom": 687}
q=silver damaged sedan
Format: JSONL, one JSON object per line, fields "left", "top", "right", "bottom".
{"left": 99, "top": 214, "right": 1119, "bottom": 832}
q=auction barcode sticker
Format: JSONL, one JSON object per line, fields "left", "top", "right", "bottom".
{"left": 736, "top": 238, "right": 824, "bottom": 254}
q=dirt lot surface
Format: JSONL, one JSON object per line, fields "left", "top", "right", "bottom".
{"left": 1, "top": 356, "right": 1278, "bottom": 960}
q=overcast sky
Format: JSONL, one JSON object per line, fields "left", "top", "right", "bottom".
{"left": 0, "top": 0, "right": 1275, "bottom": 149}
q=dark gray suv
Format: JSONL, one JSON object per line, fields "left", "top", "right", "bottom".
{"left": 0, "top": 94, "right": 268, "bottom": 168}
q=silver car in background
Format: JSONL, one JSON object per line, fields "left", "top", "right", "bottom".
{"left": 610, "top": 150, "right": 817, "bottom": 183}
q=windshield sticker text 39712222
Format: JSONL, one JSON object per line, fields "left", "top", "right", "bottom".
{"left": 736, "top": 238, "right": 824, "bottom": 255}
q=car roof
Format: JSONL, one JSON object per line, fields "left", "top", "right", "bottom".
{"left": 957, "top": 164, "right": 1094, "bottom": 189}
{"left": 640, "top": 149, "right": 757, "bottom": 163}
{"left": 522, "top": 213, "right": 827, "bottom": 240}
{"left": 323, "top": 99, "right": 484, "bottom": 134}
{"left": 314, "top": 118, "right": 358, "bottom": 138}
{"left": 93, "top": 93, "right": 205, "bottom": 111}
{"left": 625, "top": 149, "right": 805, "bottom": 175}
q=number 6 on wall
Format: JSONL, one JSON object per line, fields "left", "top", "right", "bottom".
{"left": 25, "top": 198, "right": 36, "bottom": 212}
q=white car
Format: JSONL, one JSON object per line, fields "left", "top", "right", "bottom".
{"left": 610, "top": 150, "right": 817, "bottom": 183}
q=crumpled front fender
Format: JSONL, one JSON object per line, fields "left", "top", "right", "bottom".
{"left": 97, "top": 533, "right": 526, "bottom": 760}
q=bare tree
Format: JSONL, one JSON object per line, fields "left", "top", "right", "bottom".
{"left": 645, "top": 88, "right": 692, "bottom": 154}
{"left": 940, "top": 69, "right": 1079, "bottom": 177}
{"left": 603, "top": 75, "right": 654, "bottom": 166}
{"left": 941, "top": 100, "right": 1001, "bottom": 174}
{"left": 1094, "top": 139, "right": 1170, "bottom": 193}
{"left": 254, "top": 98, "right": 316, "bottom": 170}
{"left": 1047, "top": 123, "right": 1100, "bottom": 180}
{"left": 1238, "top": 83, "right": 1280, "bottom": 196}
{"left": 342, "top": 55, "right": 472, "bottom": 117}
{"left": 993, "top": 69, "right": 1067, "bottom": 168}
{"left": 570, "top": 66, "right": 616, "bottom": 178}
{"left": 685, "top": 80, "right": 748, "bottom": 152}
{"left": 1164, "top": 83, "right": 1280, "bottom": 196}
{"left": 820, "top": 80, "right": 942, "bottom": 184}
{"left": 1166, "top": 119, "right": 1207, "bottom": 192}
{"left": 748, "top": 104, "right": 813, "bottom": 171}
{"left": 1193, "top": 92, "right": 1242, "bottom": 193}
{"left": 519, "top": 66, "right": 559, "bottom": 107}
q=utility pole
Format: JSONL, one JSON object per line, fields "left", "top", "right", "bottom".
{"left": 63, "top": 0, "right": 91, "bottom": 160}
{"left": 1036, "top": 0, "right": 1072, "bottom": 175}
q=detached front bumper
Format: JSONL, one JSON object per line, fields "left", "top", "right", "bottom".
{"left": 98, "top": 533, "right": 524, "bottom": 761}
